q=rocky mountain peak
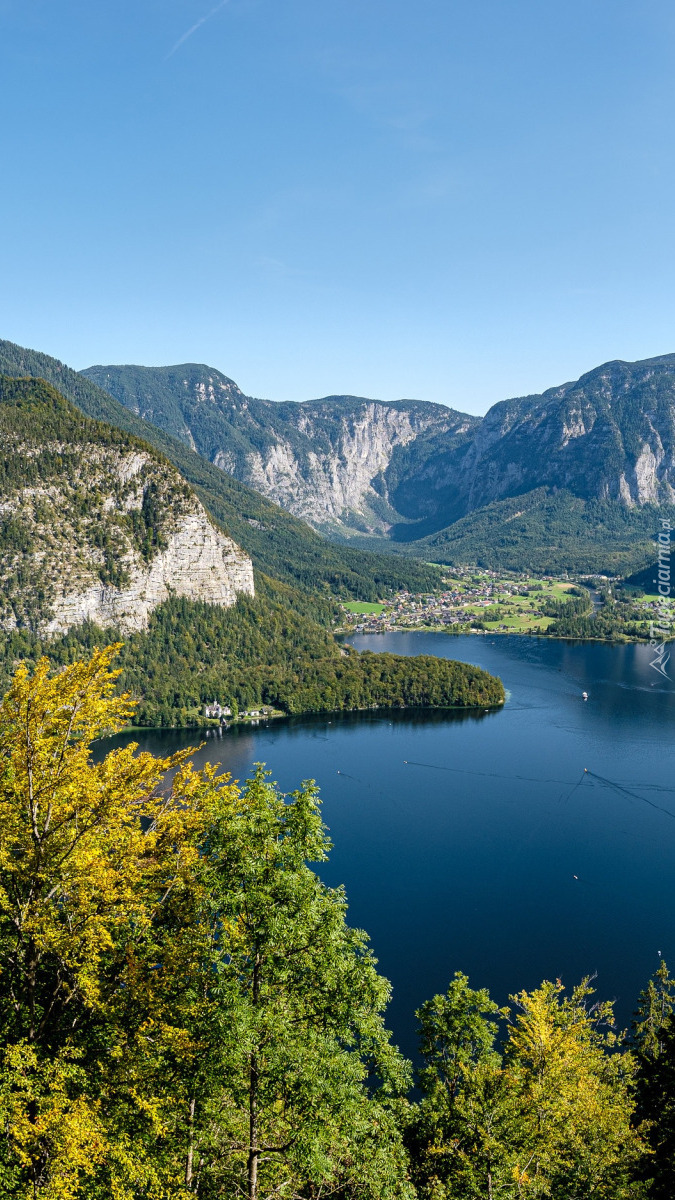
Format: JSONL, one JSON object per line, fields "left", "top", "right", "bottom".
{"left": 82, "top": 353, "right": 675, "bottom": 559}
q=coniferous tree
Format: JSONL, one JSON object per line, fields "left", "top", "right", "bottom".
{"left": 632, "top": 960, "right": 675, "bottom": 1196}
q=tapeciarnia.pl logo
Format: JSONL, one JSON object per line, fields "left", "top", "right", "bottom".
{"left": 649, "top": 519, "right": 672, "bottom": 679}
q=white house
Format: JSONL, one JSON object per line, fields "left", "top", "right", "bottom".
{"left": 204, "top": 700, "right": 232, "bottom": 719}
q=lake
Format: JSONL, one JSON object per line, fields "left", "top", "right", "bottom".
{"left": 106, "top": 633, "right": 675, "bottom": 1061}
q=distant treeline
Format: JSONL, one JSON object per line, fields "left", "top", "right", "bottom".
{"left": 547, "top": 591, "right": 652, "bottom": 641}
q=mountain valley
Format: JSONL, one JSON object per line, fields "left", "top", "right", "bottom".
{"left": 0, "top": 353, "right": 502, "bottom": 724}
{"left": 0, "top": 339, "right": 442, "bottom": 602}
{"left": 83, "top": 354, "right": 675, "bottom": 573}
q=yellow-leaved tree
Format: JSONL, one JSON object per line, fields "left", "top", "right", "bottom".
{"left": 410, "top": 974, "right": 646, "bottom": 1199}
{"left": 0, "top": 647, "right": 417, "bottom": 1200}
{"left": 505, "top": 979, "right": 644, "bottom": 1196}
{"left": 0, "top": 646, "right": 238, "bottom": 1200}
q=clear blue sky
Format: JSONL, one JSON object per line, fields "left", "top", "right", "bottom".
{"left": 2, "top": 0, "right": 675, "bottom": 413}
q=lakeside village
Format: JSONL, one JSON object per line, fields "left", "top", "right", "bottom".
{"left": 201, "top": 567, "right": 665, "bottom": 730}
{"left": 337, "top": 566, "right": 663, "bottom": 637}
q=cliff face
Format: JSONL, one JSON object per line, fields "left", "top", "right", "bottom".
{"left": 450, "top": 356, "right": 675, "bottom": 514}
{"left": 0, "top": 377, "right": 254, "bottom": 634}
{"left": 373, "top": 357, "right": 675, "bottom": 533}
{"left": 84, "top": 357, "right": 675, "bottom": 539}
{"left": 219, "top": 400, "right": 475, "bottom": 532}
{"left": 45, "top": 510, "right": 254, "bottom": 635}
{"left": 82, "top": 364, "right": 478, "bottom": 535}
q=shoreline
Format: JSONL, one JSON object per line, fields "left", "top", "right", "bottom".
{"left": 343, "top": 624, "right": 668, "bottom": 645}
{"left": 109, "top": 627, "right": 666, "bottom": 739}
{"left": 119, "top": 697, "right": 506, "bottom": 736}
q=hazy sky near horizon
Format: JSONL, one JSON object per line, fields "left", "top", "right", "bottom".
{"left": 2, "top": 0, "right": 675, "bottom": 412}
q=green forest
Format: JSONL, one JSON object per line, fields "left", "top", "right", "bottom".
{"left": 0, "top": 583, "right": 504, "bottom": 726}
{"left": 0, "top": 648, "right": 672, "bottom": 1199}
{"left": 543, "top": 585, "right": 659, "bottom": 642}
{"left": 399, "top": 489, "right": 675, "bottom": 578}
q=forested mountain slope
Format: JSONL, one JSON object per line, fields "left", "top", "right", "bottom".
{"left": 0, "top": 369, "right": 502, "bottom": 720}
{"left": 0, "top": 586, "right": 504, "bottom": 726}
{"left": 391, "top": 488, "right": 675, "bottom": 576}
{"left": 83, "top": 355, "right": 675, "bottom": 574}
{"left": 0, "top": 340, "right": 442, "bottom": 600}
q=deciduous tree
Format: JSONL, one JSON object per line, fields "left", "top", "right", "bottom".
{"left": 0, "top": 646, "right": 231, "bottom": 1197}
{"left": 409, "top": 975, "right": 644, "bottom": 1199}
{"left": 191, "top": 766, "right": 414, "bottom": 1200}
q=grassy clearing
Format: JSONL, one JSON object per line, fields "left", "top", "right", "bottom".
{"left": 484, "top": 614, "right": 551, "bottom": 632}
{"left": 342, "top": 601, "right": 386, "bottom": 615}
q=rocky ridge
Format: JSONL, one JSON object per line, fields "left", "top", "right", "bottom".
{"left": 82, "top": 364, "right": 477, "bottom": 535}
{"left": 0, "top": 377, "right": 254, "bottom": 634}
{"left": 84, "top": 356, "right": 675, "bottom": 545}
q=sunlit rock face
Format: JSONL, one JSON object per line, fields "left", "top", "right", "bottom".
{"left": 46, "top": 510, "right": 254, "bottom": 634}
{"left": 0, "top": 377, "right": 255, "bottom": 635}
{"left": 84, "top": 354, "right": 675, "bottom": 546}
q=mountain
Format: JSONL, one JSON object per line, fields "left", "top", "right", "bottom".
{"left": 0, "top": 373, "right": 503, "bottom": 721}
{"left": 0, "top": 340, "right": 442, "bottom": 601}
{"left": 82, "top": 362, "right": 478, "bottom": 536}
{"left": 393, "top": 488, "right": 672, "bottom": 576}
{"left": 84, "top": 356, "right": 675, "bottom": 575}
{"left": 0, "top": 376, "right": 253, "bottom": 633}
{"left": 424, "top": 354, "right": 675, "bottom": 516}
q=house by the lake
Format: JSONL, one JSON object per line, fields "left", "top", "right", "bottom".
{"left": 204, "top": 700, "right": 232, "bottom": 719}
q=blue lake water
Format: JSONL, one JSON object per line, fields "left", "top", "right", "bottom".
{"left": 107, "top": 634, "right": 675, "bottom": 1060}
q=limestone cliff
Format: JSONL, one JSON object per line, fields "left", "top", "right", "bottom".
{"left": 84, "top": 357, "right": 675, "bottom": 545}
{"left": 0, "top": 377, "right": 253, "bottom": 634}
{"left": 446, "top": 356, "right": 675, "bottom": 516}
{"left": 81, "top": 363, "right": 478, "bottom": 536}
{"left": 215, "top": 399, "right": 476, "bottom": 533}
{"left": 45, "top": 510, "right": 254, "bottom": 634}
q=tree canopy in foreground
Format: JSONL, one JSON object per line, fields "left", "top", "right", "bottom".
{"left": 0, "top": 647, "right": 671, "bottom": 1198}
{"left": 0, "top": 647, "right": 412, "bottom": 1199}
